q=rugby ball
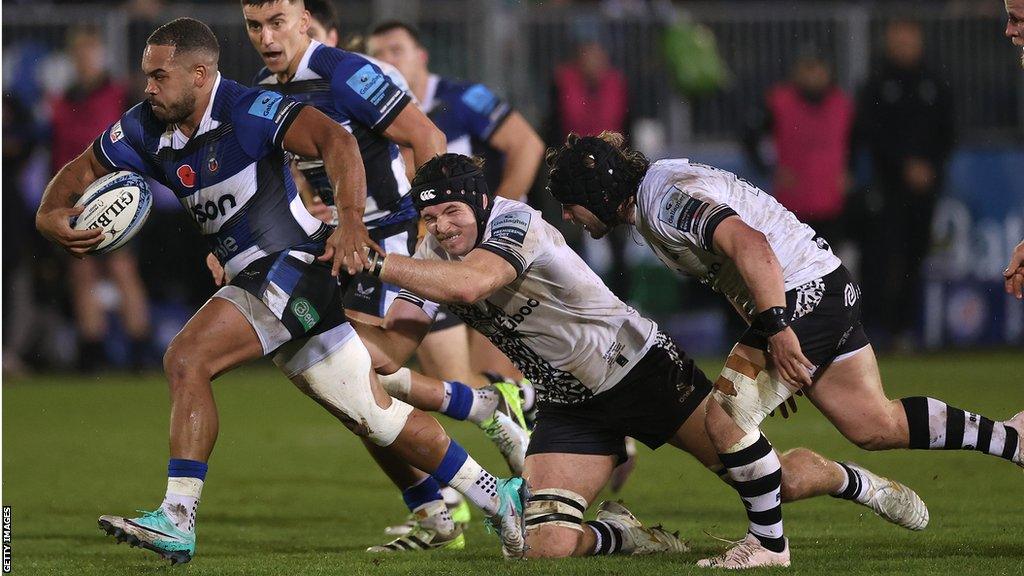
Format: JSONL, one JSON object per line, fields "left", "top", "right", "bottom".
{"left": 71, "top": 171, "right": 152, "bottom": 255}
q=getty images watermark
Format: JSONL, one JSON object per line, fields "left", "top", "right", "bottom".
{"left": 3, "top": 506, "right": 11, "bottom": 573}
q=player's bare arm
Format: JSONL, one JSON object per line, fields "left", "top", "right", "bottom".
{"left": 283, "top": 105, "right": 375, "bottom": 275}
{"left": 1004, "top": 239, "right": 1024, "bottom": 299}
{"left": 712, "top": 214, "right": 814, "bottom": 387}
{"left": 377, "top": 249, "right": 516, "bottom": 305}
{"left": 36, "top": 146, "right": 110, "bottom": 257}
{"left": 487, "top": 112, "right": 544, "bottom": 200}
{"left": 382, "top": 104, "right": 447, "bottom": 169}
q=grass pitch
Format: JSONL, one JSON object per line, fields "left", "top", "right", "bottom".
{"left": 3, "top": 351, "right": 1023, "bottom": 575}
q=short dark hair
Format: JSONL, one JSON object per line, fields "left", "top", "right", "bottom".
{"left": 304, "top": 0, "right": 338, "bottom": 33}
{"left": 147, "top": 17, "right": 220, "bottom": 59}
{"left": 240, "top": 0, "right": 301, "bottom": 7}
{"left": 369, "top": 20, "right": 422, "bottom": 45}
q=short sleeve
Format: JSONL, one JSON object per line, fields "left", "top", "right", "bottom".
{"left": 453, "top": 83, "right": 511, "bottom": 142}
{"left": 654, "top": 184, "right": 738, "bottom": 253}
{"left": 329, "top": 54, "right": 410, "bottom": 133}
{"left": 476, "top": 208, "right": 542, "bottom": 277}
{"left": 92, "top": 106, "right": 150, "bottom": 175}
{"left": 232, "top": 89, "right": 306, "bottom": 159}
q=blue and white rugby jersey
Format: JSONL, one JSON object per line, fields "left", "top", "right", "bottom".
{"left": 419, "top": 74, "right": 511, "bottom": 188}
{"left": 92, "top": 73, "right": 329, "bottom": 281}
{"left": 255, "top": 40, "right": 415, "bottom": 230}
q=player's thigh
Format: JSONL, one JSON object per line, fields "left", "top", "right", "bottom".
{"left": 666, "top": 395, "right": 722, "bottom": 469}
{"left": 803, "top": 345, "right": 905, "bottom": 447}
{"left": 416, "top": 323, "right": 474, "bottom": 383}
{"left": 523, "top": 452, "right": 616, "bottom": 558}
{"left": 165, "top": 297, "right": 264, "bottom": 381}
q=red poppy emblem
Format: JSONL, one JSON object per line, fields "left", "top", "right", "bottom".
{"left": 177, "top": 164, "right": 196, "bottom": 188}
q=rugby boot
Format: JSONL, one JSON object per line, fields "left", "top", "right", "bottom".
{"left": 98, "top": 507, "right": 195, "bottom": 565}
{"left": 842, "top": 462, "right": 929, "bottom": 531}
{"left": 594, "top": 500, "right": 689, "bottom": 555}
{"left": 697, "top": 533, "right": 790, "bottom": 569}
{"left": 484, "top": 477, "right": 530, "bottom": 559}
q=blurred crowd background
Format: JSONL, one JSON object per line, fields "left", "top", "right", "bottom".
{"left": 3, "top": 0, "right": 1022, "bottom": 375}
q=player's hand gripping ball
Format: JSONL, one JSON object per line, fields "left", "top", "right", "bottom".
{"left": 71, "top": 171, "right": 153, "bottom": 255}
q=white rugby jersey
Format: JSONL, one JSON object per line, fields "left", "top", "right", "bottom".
{"left": 635, "top": 159, "right": 841, "bottom": 315}
{"left": 398, "top": 197, "right": 657, "bottom": 405}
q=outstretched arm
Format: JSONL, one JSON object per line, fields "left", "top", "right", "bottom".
{"left": 282, "top": 106, "right": 375, "bottom": 276}
{"left": 377, "top": 248, "right": 517, "bottom": 305}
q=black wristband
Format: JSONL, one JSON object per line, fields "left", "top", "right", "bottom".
{"left": 751, "top": 306, "right": 789, "bottom": 338}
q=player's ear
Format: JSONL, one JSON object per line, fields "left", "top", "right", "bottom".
{"left": 193, "top": 63, "right": 208, "bottom": 88}
{"left": 299, "top": 10, "right": 311, "bottom": 34}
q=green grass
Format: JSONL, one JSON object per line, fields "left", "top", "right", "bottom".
{"left": 3, "top": 352, "right": 1023, "bottom": 575}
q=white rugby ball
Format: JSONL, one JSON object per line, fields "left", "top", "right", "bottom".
{"left": 72, "top": 171, "right": 152, "bottom": 255}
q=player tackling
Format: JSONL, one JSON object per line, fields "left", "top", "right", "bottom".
{"left": 546, "top": 132, "right": 1024, "bottom": 568}
{"left": 357, "top": 153, "right": 934, "bottom": 560}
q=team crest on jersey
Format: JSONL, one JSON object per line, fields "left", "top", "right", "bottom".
{"left": 109, "top": 121, "right": 124, "bottom": 143}
{"left": 658, "top": 187, "right": 705, "bottom": 233}
{"left": 206, "top": 143, "right": 219, "bottom": 174}
{"left": 489, "top": 211, "right": 531, "bottom": 246}
{"left": 177, "top": 164, "right": 196, "bottom": 188}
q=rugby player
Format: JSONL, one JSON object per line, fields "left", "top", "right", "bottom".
{"left": 357, "top": 153, "right": 930, "bottom": 560}
{"left": 35, "top": 18, "right": 528, "bottom": 564}
{"left": 367, "top": 19, "right": 545, "bottom": 382}
{"left": 236, "top": 0, "right": 531, "bottom": 552}
{"left": 546, "top": 132, "right": 1024, "bottom": 568}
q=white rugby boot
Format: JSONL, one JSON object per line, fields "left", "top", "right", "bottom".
{"left": 595, "top": 500, "right": 689, "bottom": 555}
{"left": 697, "top": 533, "right": 790, "bottom": 569}
{"left": 843, "top": 462, "right": 929, "bottom": 531}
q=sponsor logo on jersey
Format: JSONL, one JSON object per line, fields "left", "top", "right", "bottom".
{"left": 109, "top": 121, "right": 124, "bottom": 143}
{"left": 177, "top": 164, "right": 196, "bottom": 188}
{"left": 461, "top": 84, "right": 499, "bottom": 115}
{"left": 346, "top": 64, "right": 387, "bottom": 104}
{"left": 248, "top": 91, "right": 283, "bottom": 120}
{"left": 658, "top": 187, "right": 705, "bottom": 233}
{"left": 355, "top": 282, "right": 376, "bottom": 299}
{"left": 419, "top": 189, "right": 436, "bottom": 201}
{"left": 290, "top": 297, "right": 320, "bottom": 332}
{"left": 212, "top": 235, "right": 239, "bottom": 260}
{"left": 192, "top": 194, "right": 237, "bottom": 224}
{"left": 844, "top": 282, "right": 859, "bottom": 307}
{"left": 489, "top": 210, "right": 531, "bottom": 246}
